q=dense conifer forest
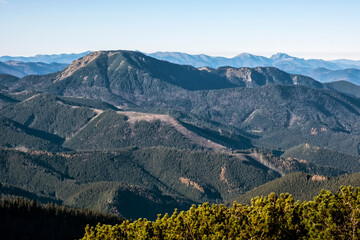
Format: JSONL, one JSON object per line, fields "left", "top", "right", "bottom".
{"left": 0, "top": 197, "right": 123, "bottom": 240}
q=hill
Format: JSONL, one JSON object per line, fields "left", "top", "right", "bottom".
{"left": 281, "top": 143, "right": 360, "bottom": 174}
{"left": 232, "top": 171, "right": 360, "bottom": 204}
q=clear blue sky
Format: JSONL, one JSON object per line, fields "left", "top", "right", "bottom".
{"left": 1, "top": 0, "right": 359, "bottom": 59}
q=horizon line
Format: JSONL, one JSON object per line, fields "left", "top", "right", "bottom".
{"left": 0, "top": 50, "right": 359, "bottom": 61}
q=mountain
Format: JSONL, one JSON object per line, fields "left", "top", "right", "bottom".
{"left": 0, "top": 51, "right": 92, "bottom": 64}
{"left": 215, "top": 66, "right": 323, "bottom": 88}
{"left": 281, "top": 143, "right": 360, "bottom": 174}
{"left": 148, "top": 52, "right": 272, "bottom": 68}
{"left": 1, "top": 50, "right": 325, "bottom": 98}
{"left": 148, "top": 52, "right": 231, "bottom": 68}
{"left": 148, "top": 51, "right": 360, "bottom": 83}
{"left": 3, "top": 50, "right": 237, "bottom": 102}
{"left": 3, "top": 50, "right": 360, "bottom": 155}
{"left": 149, "top": 51, "right": 348, "bottom": 73}
{"left": 270, "top": 53, "right": 341, "bottom": 73}
{"left": 307, "top": 67, "right": 360, "bottom": 85}
{"left": 0, "top": 51, "right": 94, "bottom": 78}
{"left": 330, "top": 59, "right": 360, "bottom": 68}
{"left": 0, "top": 61, "right": 68, "bottom": 78}
{"left": 324, "top": 80, "right": 360, "bottom": 98}
{"left": 3, "top": 50, "right": 360, "bottom": 84}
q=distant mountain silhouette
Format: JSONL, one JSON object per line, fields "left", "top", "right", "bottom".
{"left": 148, "top": 51, "right": 360, "bottom": 84}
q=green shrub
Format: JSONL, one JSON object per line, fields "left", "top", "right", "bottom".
{"left": 82, "top": 186, "right": 360, "bottom": 239}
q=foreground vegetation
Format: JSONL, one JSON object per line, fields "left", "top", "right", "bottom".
{"left": 233, "top": 172, "right": 360, "bottom": 204}
{"left": 83, "top": 186, "right": 360, "bottom": 239}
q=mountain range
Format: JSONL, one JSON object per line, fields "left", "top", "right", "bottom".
{"left": 0, "top": 61, "right": 68, "bottom": 78}
{"left": 1, "top": 50, "right": 360, "bottom": 220}
{"left": 148, "top": 52, "right": 360, "bottom": 84}
{"left": 1, "top": 51, "right": 360, "bottom": 85}
{"left": 0, "top": 51, "right": 91, "bottom": 64}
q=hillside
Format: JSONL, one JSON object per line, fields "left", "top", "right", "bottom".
{"left": 63, "top": 110, "right": 232, "bottom": 151}
{"left": 0, "top": 92, "right": 253, "bottom": 152}
{"left": 0, "top": 91, "right": 18, "bottom": 109}
{"left": 215, "top": 66, "right": 323, "bottom": 88}
{"left": 232, "top": 172, "right": 360, "bottom": 204}
{"left": 0, "top": 116, "right": 65, "bottom": 151}
{"left": 182, "top": 85, "right": 360, "bottom": 155}
{"left": 0, "top": 147, "right": 283, "bottom": 219}
{"left": 0, "top": 93, "right": 99, "bottom": 139}
{"left": 281, "top": 143, "right": 360, "bottom": 174}
{"left": 324, "top": 80, "right": 360, "bottom": 97}
{"left": 0, "top": 73, "right": 20, "bottom": 88}
{"left": 243, "top": 148, "right": 345, "bottom": 177}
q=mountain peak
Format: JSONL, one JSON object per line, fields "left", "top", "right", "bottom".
{"left": 270, "top": 53, "right": 294, "bottom": 60}
{"left": 235, "top": 53, "right": 253, "bottom": 58}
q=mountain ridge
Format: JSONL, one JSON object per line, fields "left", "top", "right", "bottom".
{"left": 3, "top": 50, "right": 360, "bottom": 154}
{"left": 148, "top": 51, "right": 360, "bottom": 84}
{"left": 0, "top": 51, "right": 92, "bottom": 64}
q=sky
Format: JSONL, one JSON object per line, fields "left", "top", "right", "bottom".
{"left": 0, "top": 0, "right": 359, "bottom": 60}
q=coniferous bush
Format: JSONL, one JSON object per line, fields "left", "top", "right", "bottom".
{"left": 82, "top": 186, "right": 360, "bottom": 239}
